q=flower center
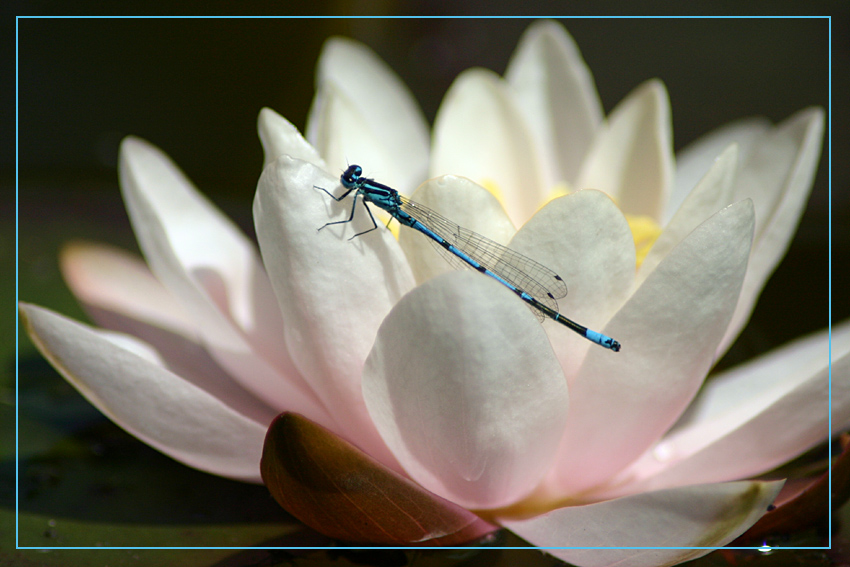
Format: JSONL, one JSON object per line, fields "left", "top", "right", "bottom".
{"left": 625, "top": 213, "right": 662, "bottom": 268}
{"left": 540, "top": 184, "right": 663, "bottom": 269}
{"left": 478, "top": 177, "right": 506, "bottom": 204}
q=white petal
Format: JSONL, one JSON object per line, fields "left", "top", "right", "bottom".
{"left": 505, "top": 20, "right": 603, "bottom": 187}
{"left": 718, "top": 108, "right": 825, "bottom": 355}
{"left": 309, "top": 83, "right": 410, "bottom": 193}
{"left": 362, "top": 272, "right": 569, "bottom": 509}
{"left": 551, "top": 200, "right": 755, "bottom": 493}
{"left": 253, "top": 155, "right": 414, "bottom": 467}
{"left": 257, "top": 107, "right": 325, "bottom": 170}
{"left": 118, "top": 137, "right": 321, "bottom": 417}
{"left": 508, "top": 190, "right": 635, "bottom": 378}
{"left": 576, "top": 80, "right": 674, "bottom": 220}
{"left": 670, "top": 117, "right": 771, "bottom": 225}
{"left": 430, "top": 68, "right": 546, "bottom": 225}
{"left": 638, "top": 144, "right": 738, "bottom": 286}
{"left": 501, "top": 480, "right": 783, "bottom": 567}
{"left": 398, "top": 175, "right": 516, "bottom": 285}
{"left": 604, "top": 320, "right": 850, "bottom": 496}
{"left": 21, "top": 303, "right": 267, "bottom": 482}
{"left": 306, "top": 37, "right": 429, "bottom": 192}
{"left": 59, "top": 242, "right": 280, "bottom": 426}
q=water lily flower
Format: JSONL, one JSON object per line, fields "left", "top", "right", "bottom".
{"left": 20, "top": 20, "right": 846, "bottom": 567}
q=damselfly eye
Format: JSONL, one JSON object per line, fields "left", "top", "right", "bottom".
{"left": 343, "top": 165, "right": 361, "bottom": 181}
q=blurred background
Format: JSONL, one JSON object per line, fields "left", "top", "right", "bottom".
{"left": 6, "top": 14, "right": 846, "bottom": 566}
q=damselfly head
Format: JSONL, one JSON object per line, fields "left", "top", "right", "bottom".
{"left": 341, "top": 164, "right": 363, "bottom": 189}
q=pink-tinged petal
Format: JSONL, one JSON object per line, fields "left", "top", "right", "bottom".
{"left": 669, "top": 117, "right": 771, "bottom": 224}
{"left": 603, "top": 320, "right": 850, "bottom": 496}
{"left": 509, "top": 190, "right": 635, "bottom": 379}
{"left": 552, "top": 200, "right": 755, "bottom": 493}
{"left": 505, "top": 20, "right": 603, "bottom": 187}
{"left": 430, "top": 68, "right": 546, "bottom": 225}
{"left": 398, "top": 175, "right": 516, "bottom": 285}
{"left": 257, "top": 107, "right": 325, "bottom": 170}
{"left": 638, "top": 144, "right": 738, "bottom": 286}
{"left": 61, "top": 241, "right": 196, "bottom": 336}
{"left": 362, "top": 272, "right": 569, "bottom": 509}
{"left": 576, "top": 80, "right": 674, "bottom": 220}
{"left": 306, "top": 37, "right": 429, "bottom": 191}
{"left": 261, "top": 412, "right": 498, "bottom": 545}
{"left": 718, "top": 108, "right": 825, "bottom": 355}
{"left": 500, "top": 480, "right": 783, "bottom": 567}
{"left": 20, "top": 303, "right": 267, "bottom": 482}
{"left": 118, "top": 137, "right": 324, "bottom": 421}
{"left": 60, "top": 242, "right": 279, "bottom": 426}
{"left": 733, "top": 432, "right": 850, "bottom": 545}
{"left": 253, "top": 156, "right": 414, "bottom": 469}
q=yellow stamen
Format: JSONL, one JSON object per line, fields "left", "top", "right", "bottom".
{"left": 540, "top": 181, "right": 572, "bottom": 208}
{"left": 478, "top": 177, "right": 505, "bottom": 204}
{"left": 626, "top": 213, "right": 662, "bottom": 268}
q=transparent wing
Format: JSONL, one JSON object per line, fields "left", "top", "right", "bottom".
{"left": 398, "top": 196, "right": 567, "bottom": 317}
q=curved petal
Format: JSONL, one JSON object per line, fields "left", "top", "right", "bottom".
{"left": 638, "top": 144, "right": 738, "bottom": 286}
{"left": 118, "top": 136, "right": 321, "bottom": 419}
{"left": 508, "top": 190, "right": 635, "bottom": 379}
{"left": 603, "top": 320, "right": 850, "bottom": 496}
{"left": 576, "top": 80, "right": 674, "bottom": 220}
{"left": 505, "top": 19, "right": 603, "bottom": 187}
{"left": 669, "top": 117, "right": 771, "bottom": 225}
{"left": 306, "top": 37, "right": 429, "bottom": 192}
{"left": 20, "top": 303, "right": 267, "bottom": 482}
{"left": 501, "top": 480, "right": 783, "bottom": 567}
{"left": 551, "top": 199, "right": 755, "bottom": 493}
{"left": 258, "top": 107, "right": 326, "bottom": 170}
{"left": 718, "top": 107, "right": 825, "bottom": 355}
{"left": 362, "top": 272, "right": 569, "bottom": 509}
{"left": 398, "top": 175, "right": 516, "bottom": 285}
{"left": 261, "top": 412, "right": 497, "bottom": 545}
{"left": 60, "top": 242, "right": 279, "bottom": 425}
{"left": 430, "top": 68, "right": 546, "bottom": 225}
{"left": 253, "top": 155, "right": 414, "bottom": 468}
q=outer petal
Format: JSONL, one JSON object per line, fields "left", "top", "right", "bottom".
{"left": 718, "top": 107, "right": 825, "bottom": 355}
{"left": 505, "top": 20, "right": 603, "bottom": 187}
{"left": 258, "top": 107, "right": 326, "bottom": 170}
{"left": 669, "top": 117, "right": 771, "bottom": 225}
{"left": 306, "top": 37, "right": 429, "bottom": 192}
{"left": 501, "top": 481, "right": 783, "bottom": 567}
{"left": 118, "top": 137, "right": 323, "bottom": 420}
{"left": 20, "top": 303, "right": 267, "bottom": 482}
{"left": 552, "top": 200, "right": 755, "bottom": 493}
{"left": 362, "top": 272, "right": 569, "bottom": 509}
{"left": 638, "top": 144, "right": 738, "bottom": 286}
{"left": 604, "top": 320, "right": 850, "bottom": 496}
{"left": 508, "top": 190, "right": 635, "bottom": 379}
{"left": 398, "top": 175, "right": 516, "bottom": 285}
{"left": 430, "top": 68, "right": 547, "bottom": 226}
{"left": 60, "top": 242, "right": 278, "bottom": 425}
{"left": 253, "top": 155, "right": 414, "bottom": 467}
{"left": 576, "top": 80, "right": 674, "bottom": 220}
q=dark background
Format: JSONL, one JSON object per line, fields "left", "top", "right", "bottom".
{"left": 6, "top": 12, "right": 847, "bottom": 565}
